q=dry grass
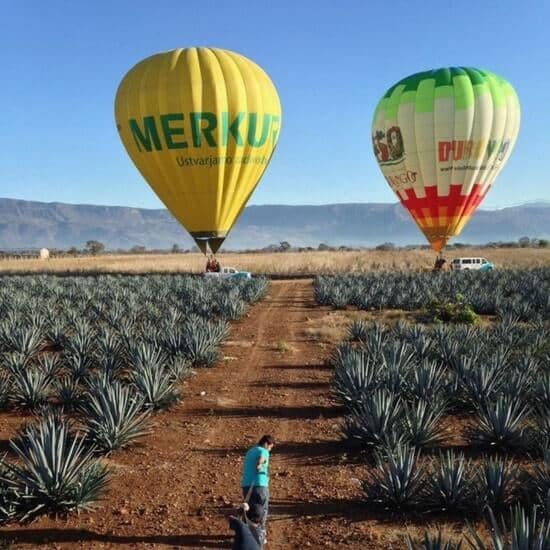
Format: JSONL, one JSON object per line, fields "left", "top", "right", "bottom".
{"left": 0, "top": 247, "right": 548, "bottom": 275}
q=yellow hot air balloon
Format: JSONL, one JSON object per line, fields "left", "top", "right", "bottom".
{"left": 115, "top": 47, "right": 281, "bottom": 253}
{"left": 372, "top": 67, "right": 520, "bottom": 252}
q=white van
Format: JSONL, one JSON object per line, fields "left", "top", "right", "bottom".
{"left": 450, "top": 257, "right": 494, "bottom": 271}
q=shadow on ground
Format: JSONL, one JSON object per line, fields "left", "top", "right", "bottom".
{"left": 186, "top": 404, "right": 343, "bottom": 420}
{"left": 0, "top": 529, "right": 232, "bottom": 548}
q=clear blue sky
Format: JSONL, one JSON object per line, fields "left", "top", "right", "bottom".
{"left": 1, "top": 0, "right": 548, "bottom": 209}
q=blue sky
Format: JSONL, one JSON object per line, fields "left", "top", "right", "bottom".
{"left": 1, "top": 0, "right": 548, "bottom": 209}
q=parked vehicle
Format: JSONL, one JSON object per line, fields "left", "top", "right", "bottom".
{"left": 450, "top": 257, "right": 494, "bottom": 271}
{"left": 203, "top": 266, "right": 252, "bottom": 280}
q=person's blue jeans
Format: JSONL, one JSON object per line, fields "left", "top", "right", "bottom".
{"left": 242, "top": 486, "right": 269, "bottom": 543}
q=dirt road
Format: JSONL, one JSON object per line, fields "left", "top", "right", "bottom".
{"left": 1, "top": 280, "right": 377, "bottom": 549}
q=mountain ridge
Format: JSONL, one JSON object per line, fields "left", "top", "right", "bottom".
{"left": 0, "top": 197, "right": 548, "bottom": 250}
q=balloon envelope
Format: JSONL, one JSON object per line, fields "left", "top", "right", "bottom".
{"left": 371, "top": 67, "right": 520, "bottom": 251}
{"left": 115, "top": 47, "right": 281, "bottom": 253}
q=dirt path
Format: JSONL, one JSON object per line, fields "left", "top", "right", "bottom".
{"left": 2, "top": 280, "right": 377, "bottom": 549}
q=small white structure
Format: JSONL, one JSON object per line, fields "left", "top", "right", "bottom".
{"left": 39, "top": 248, "right": 50, "bottom": 260}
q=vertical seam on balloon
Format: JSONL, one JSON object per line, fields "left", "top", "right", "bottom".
{"left": 180, "top": 48, "right": 201, "bottom": 234}
{"left": 192, "top": 48, "right": 208, "bottom": 233}
{"left": 211, "top": 50, "right": 237, "bottom": 230}
{"left": 147, "top": 55, "right": 178, "bottom": 228}
{"left": 209, "top": 48, "right": 230, "bottom": 233}
{"left": 450, "top": 69, "right": 493, "bottom": 239}
{"left": 483, "top": 77, "right": 512, "bottom": 198}
{"left": 245, "top": 65, "right": 267, "bottom": 232}
{"left": 215, "top": 50, "right": 244, "bottom": 233}
{"left": 447, "top": 69, "right": 477, "bottom": 242}
{"left": 222, "top": 54, "right": 249, "bottom": 236}
{"left": 159, "top": 51, "right": 179, "bottom": 217}
{"left": 446, "top": 67, "right": 468, "bottom": 244}
{"left": 134, "top": 57, "right": 173, "bottom": 220}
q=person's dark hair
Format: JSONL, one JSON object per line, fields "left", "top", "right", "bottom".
{"left": 258, "top": 435, "right": 274, "bottom": 447}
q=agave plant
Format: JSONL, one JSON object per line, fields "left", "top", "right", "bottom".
{"left": 55, "top": 376, "right": 83, "bottom": 410}
{"left": 535, "top": 374, "right": 550, "bottom": 408}
{"left": 470, "top": 395, "right": 530, "bottom": 451}
{"left": 462, "top": 360, "right": 502, "bottom": 407}
{"left": 362, "top": 443, "right": 425, "bottom": 511}
{"left": 427, "top": 450, "right": 473, "bottom": 513}
{"left": 66, "top": 320, "right": 96, "bottom": 357}
{"left": 130, "top": 359, "right": 180, "bottom": 410}
{"left": 65, "top": 353, "right": 94, "bottom": 381}
{"left": 4, "top": 326, "right": 44, "bottom": 358}
{"left": 332, "top": 351, "right": 380, "bottom": 412}
{"left": 0, "top": 415, "right": 110, "bottom": 521}
{"left": 474, "top": 455, "right": 518, "bottom": 511}
{"left": 0, "top": 372, "right": 12, "bottom": 410}
{"left": 466, "top": 505, "right": 550, "bottom": 549}
{"left": 45, "top": 318, "right": 66, "bottom": 348}
{"left": 80, "top": 381, "right": 151, "bottom": 453}
{"left": 406, "top": 360, "right": 447, "bottom": 403}
{"left": 342, "top": 389, "right": 404, "bottom": 451}
{"left": 181, "top": 323, "right": 219, "bottom": 367}
{"left": 216, "top": 294, "right": 246, "bottom": 320}
{"left": 9, "top": 361, "right": 52, "bottom": 410}
{"left": 347, "top": 319, "right": 369, "bottom": 343}
{"left": 523, "top": 450, "right": 550, "bottom": 518}
{"left": 37, "top": 354, "right": 61, "bottom": 379}
{"left": 406, "top": 532, "right": 462, "bottom": 550}
{"left": 402, "top": 399, "right": 447, "bottom": 448}
{"left": 167, "top": 356, "right": 191, "bottom": 382}
{"left": 534, "top": 404, "right": 550, "bottom": 442}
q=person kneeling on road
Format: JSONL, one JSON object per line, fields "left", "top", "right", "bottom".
{"left": 229, "top": 502, "right": 264, "bottom": 550}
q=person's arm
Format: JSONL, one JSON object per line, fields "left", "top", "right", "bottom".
{"left": 256, "top": 454, "right": 266, "bottom": 472}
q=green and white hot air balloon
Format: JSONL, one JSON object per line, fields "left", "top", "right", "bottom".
{"left": 371, "top": 67, "right": 520, "bottom": 251}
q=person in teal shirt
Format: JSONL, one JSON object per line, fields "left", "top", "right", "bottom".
{"left": 240, "top": 435, "right": 274, "bottom": 545}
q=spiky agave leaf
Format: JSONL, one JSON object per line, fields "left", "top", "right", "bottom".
{"left": 4, "top": 326, "right": 44, "bottom": 358}
{"left": 181, "top": 322, "right": 219, "bottom": 367}
{"left": 167, "top": 356, "right": 191, "bottom": 383}
{"left": 405, "top": 531, "right": 462, "bottom": 550}
{"left": 470, "top": 395, "right": 530, "bottom": 451}
{"left": 347, "top": 319, "right": 369, "bottom": 343}
{"left": 9, "top": 361, "right": 52, "bottom": 410}
{"left": 475, "top": 455, "right": 518, "bottom": 511}
{"left": 342, "top": 389, "right": 404, "bottom": 451}
{"left": 80, "top": 381, "right": 151, "bottom": 454}
{"left": 0, "top": 415, "right": 110, "bottom": 522}
{"left": 534, "top": 404, "right": 550, "bottom": 443}
{"left": 406, "top": 360, "right": 447, "bottom": 402}
{"left": 466, "top": 505, "right": 550, "bottom": 550}
{"left": 362, "top": 443, "right": 425, "bottom": 511}
{"left": 332, "top": 351, "right": 381, "bottom": 413}
{"left": 65, "top": 353, "right": 94, "bottom": 381}
{"left": 130, "top": 359, "right": 180, "bottom": 410}
{"left": 462, "top": 360, "right": 502, "bottom": 407}
{"left": 402, "top": 399, "right": 447, "bottom": 448}
{"left": 522, "top": 450, "right": 550, "bottom": 518}
{"left": 65, "top": 320, "right": 96, "bottom": 357}
{"left": 37, "top": 354, "right": 61, "bottom": 379}
{"left": 0, "top": 371, "right": 12, "bottom": 410}
{"left": 427, "top": 450, "right": 473, "bottom": 513}
{"left": 54, "top": 376, "right": 83, "bottom": 410}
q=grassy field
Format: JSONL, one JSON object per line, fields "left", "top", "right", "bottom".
{"left": 0, "top": 247, "right": 549, "bottom": 275}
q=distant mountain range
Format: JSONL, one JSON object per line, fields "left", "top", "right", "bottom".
{"left": 0, "top": 197, "right": 548, "bottom": 250}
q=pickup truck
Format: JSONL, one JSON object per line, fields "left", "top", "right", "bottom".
{"left": 203, "top": 266, "right": 252, "bottom": 280}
